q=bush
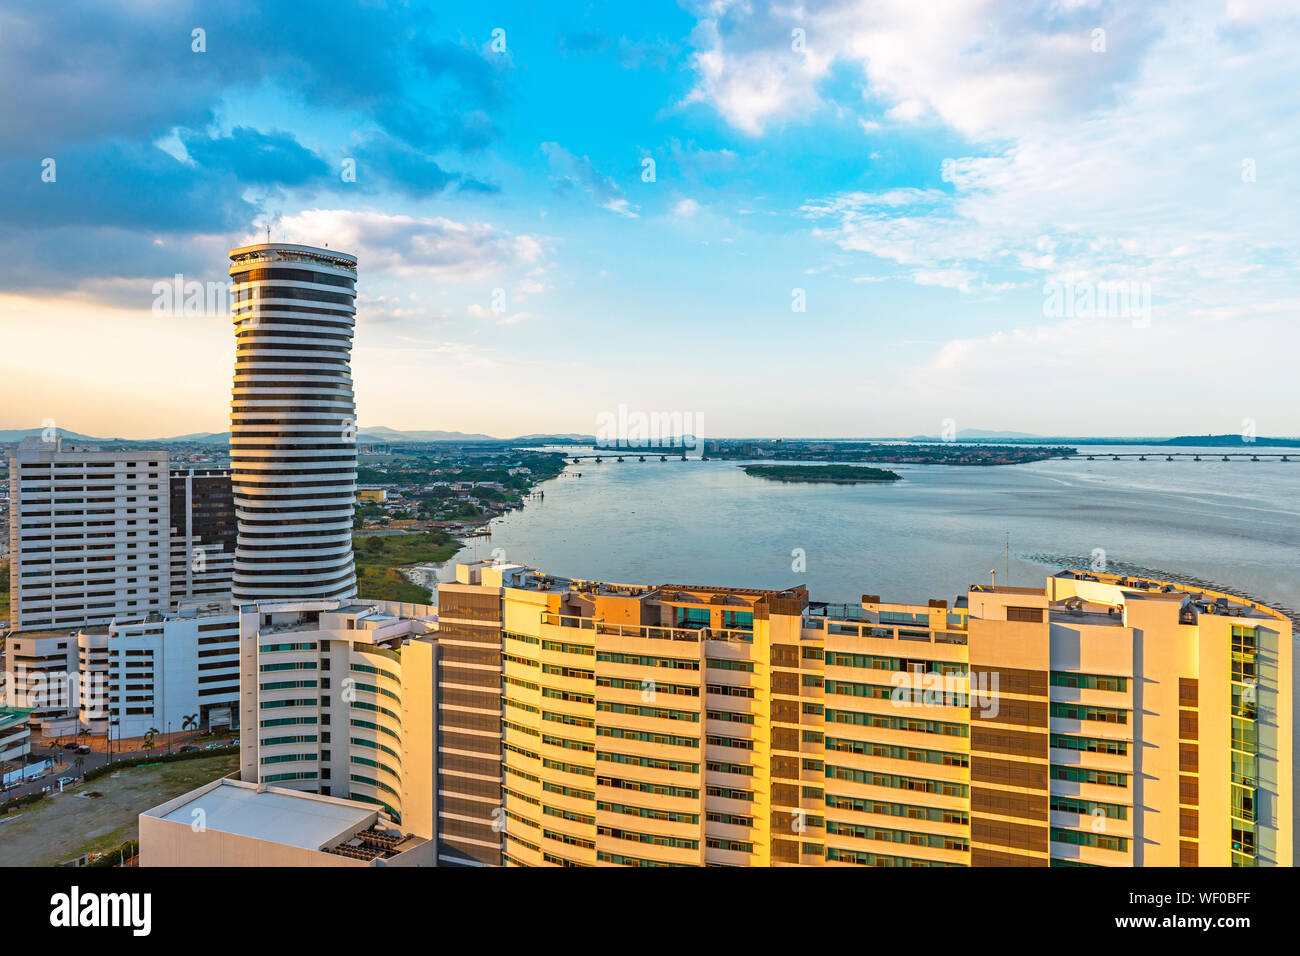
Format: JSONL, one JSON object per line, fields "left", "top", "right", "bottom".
{"left": 0, "top": 789, "right": 48, "bottom": 816}
{"left": 86, "top": 839, "right": 138, "bottom": 867}
{"left": 81, "top": 745, "right": 238, "bottom": 782}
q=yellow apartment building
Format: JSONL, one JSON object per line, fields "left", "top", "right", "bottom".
{"left": 446, "top": 561, "right": 1291, "bottom": 867}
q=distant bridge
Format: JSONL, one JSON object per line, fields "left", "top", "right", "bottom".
{"left": 1062, "top": 452, "right": 1298, "bottom": 462}
{"left": 568, "top": 453, "right": 690, "bottom": 463}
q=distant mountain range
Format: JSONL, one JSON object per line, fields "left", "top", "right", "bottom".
{"left": 3, "top": 426, "right": 1296, "bottom": 448}
{"left": 906, "top": 429, "right": 1043, "bottom": 441}
{"left": 0, "top": 426, "right": 597, "bottom": 445}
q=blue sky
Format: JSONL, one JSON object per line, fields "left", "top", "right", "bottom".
{"left": 1, "top": 0, "right": 1298, "bottom": 439}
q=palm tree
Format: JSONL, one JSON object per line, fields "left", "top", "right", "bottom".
{"left": 73, "top": 755, "right": 85, "bottom": 776}
{"left": 142, "top": 728, "right": 159, "bottom": 757}
{"left": 182, "top": 714, "right": 198, "bottom": 735}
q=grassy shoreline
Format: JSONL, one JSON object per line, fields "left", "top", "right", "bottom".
{"left": 353, "top": 532, "right": 462, "bottom": 603}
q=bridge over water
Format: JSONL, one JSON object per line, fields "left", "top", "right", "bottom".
{"left": 1061, "top": 452, "right": 1297, "bottom": 462}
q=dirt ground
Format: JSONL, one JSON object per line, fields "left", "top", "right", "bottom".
{"left": 0, "top": 753, "right": 238, "bottom": 866}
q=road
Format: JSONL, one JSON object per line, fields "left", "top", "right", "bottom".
{"left": 1, "top": 730, "right": 237, "bottom": 801}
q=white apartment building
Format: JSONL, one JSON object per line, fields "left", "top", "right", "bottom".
{"left": 7, "top": 437, "right": 170, "bottom": 630}
{"left": 3, "top": 607, "right": 239, "bottom": 738}
{"left": 237, "top": 598, "right": 439, "bottom": 839}
{"left": 78, "top": 605, "right": 240, "bottom": 739}
{"left": 4, "top": 629, "right": 80, "bottom": 732}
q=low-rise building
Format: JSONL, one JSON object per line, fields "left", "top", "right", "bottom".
{"left": 0, "top": 707, "right": 32, "bottom": 767}
{"left": 78, "top": 605, "right": 240, "bottom": 738}
{"left": 139, "top": 777, "right": 433, "bottom": 866}
{"left": 3, "top": 628, "right": 80, "bottom": 733}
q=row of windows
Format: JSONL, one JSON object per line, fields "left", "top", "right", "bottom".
{"left": 1049, "top": 733, "right": 1128, "bottom": 756}
{"left": 1050, "top": 671, "right": 1128, "bottom": 692}
{"left": 825, "top": 821, "right": 969, "bottom": 852}
{"left": 825, "top": 765, "right": 968, "bottom": 798}
{"left": 825, "top": 736, "right": 968, "bottom": 767}
{"left": 1050, "top": 702, "right": 1129, "bottom": 724}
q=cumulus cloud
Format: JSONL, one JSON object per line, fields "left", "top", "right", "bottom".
{"left": 0, "top": 1, "right": 509, "bottom": 298}
{"left": 783, "top": 1, "right": 1300, "bottom": 333}
{"left": 265, "top": 210, "right": 545, "bottom": 280}
{"left": 681, "top": 0, "right": 1156, "bottom": 138}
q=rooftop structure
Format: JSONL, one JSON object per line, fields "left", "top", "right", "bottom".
{"left": 140, "top": 777, "right": 431, "bottom": 866}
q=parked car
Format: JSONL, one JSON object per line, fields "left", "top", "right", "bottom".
{"left": 76, "top": 745, "right": 90, "bottom": 754}
{"left": 178, "top": 745, "right": 199, "bottom": 753}
{"left": 63, "top": 742, "right": 78, "bottom": 750}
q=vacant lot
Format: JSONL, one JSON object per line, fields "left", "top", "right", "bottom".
{"left": 353, "top": 532, "right": 460, "bottom": 603}
{"left": 0, "top": 753, "right": 237, "bottom": 866}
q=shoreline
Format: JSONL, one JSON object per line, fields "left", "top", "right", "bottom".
{"left": 392, "top": 464, "right": 572, "bottom": 598}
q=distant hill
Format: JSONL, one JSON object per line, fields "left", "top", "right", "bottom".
{"left": 1160, "top": 434, "right": 1300, "bottom": 448}
{"left": 0, "top": 425, "right": 597, "bottom": 446}
{"left": 906, "top": 428, "right": 1044, "bottom": 441}
{"left": 0, "top": 427, "right": 111, "bottom": 443}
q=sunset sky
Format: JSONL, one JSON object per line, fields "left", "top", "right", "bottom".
{"left": 1, "top": 0, "right": 1298, "bottom": 439}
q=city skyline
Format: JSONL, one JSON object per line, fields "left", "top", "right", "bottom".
{"left": 3, "top": 1, "right": 1300, "bottom": 440}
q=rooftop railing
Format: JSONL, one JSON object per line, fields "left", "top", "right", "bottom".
{"left": 540, "top": 613, "right": 753, "bottom": 644}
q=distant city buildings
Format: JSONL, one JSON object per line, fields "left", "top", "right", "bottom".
{"left": 228, "top": 242, "right": 360, "bottom": 603}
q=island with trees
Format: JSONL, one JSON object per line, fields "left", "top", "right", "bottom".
{"left": 741, "top": 464, "right": 902, "bottom": 483}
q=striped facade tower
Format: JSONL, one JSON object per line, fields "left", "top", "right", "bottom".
{"left": 228, "top": 243, "right": 359, "bottom": 603}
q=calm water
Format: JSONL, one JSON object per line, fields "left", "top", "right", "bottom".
{"left": 417, "top": 443, "right": 1300, "bottom": 815}
{"left": 431, "top": 445, "right": 1300, "bottom": 617}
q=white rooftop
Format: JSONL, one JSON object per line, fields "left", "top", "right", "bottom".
{"left": 160, "top": 781, "right": 372, "bottom": 850}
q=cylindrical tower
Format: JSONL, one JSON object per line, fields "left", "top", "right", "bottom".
{"left": 228, "top": 243, "right": 359, "bottom": 603}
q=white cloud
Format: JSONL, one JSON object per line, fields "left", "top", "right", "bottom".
{"left": 264, "top": 209, "right": 544, "bottom": 280}
{"left": 682, "top": 0, "right": 1159, "bottom": 138}
{"left": 789, "top": 3, "right": 1300, "bottom": 327}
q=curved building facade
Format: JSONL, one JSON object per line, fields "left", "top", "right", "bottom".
{"left": 229, "top": 243, "right": 359, "bottom": 603}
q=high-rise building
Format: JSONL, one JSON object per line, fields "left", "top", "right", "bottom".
{"left": 228, "top": 243, "right": 359, "bottom": 604}
{"left": 234, "top": 598, "right": 439, "bottom": 839}
{"left": 433, "top": 573, "right": 510, "bottom": 866}
{"left": 446, "top": 562, "right": 1291, "bottom": 868}
{"left": 168, "top": 468, "right": 235, "bottom": 604}
{"left": 7, "top": 438, "right": 170, "bottom": 630}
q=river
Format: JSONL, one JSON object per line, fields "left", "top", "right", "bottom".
{"left": 413, "top": 444, "right": 1300, "bottom": 618}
